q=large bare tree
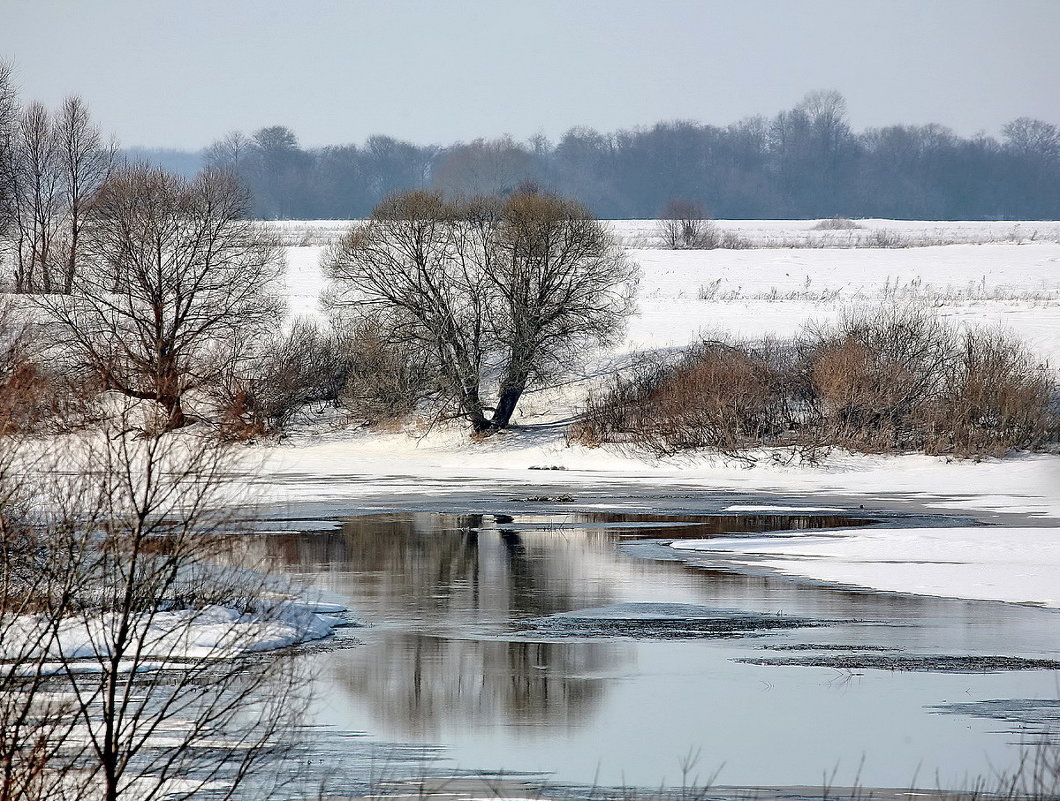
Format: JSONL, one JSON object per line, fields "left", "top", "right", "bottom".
{"left": 0, "top": 61, "right": 17, "bottom": 251}
{"left": 326, "top": 190, "right": 493, "bottom": 429}
{"left": 325, "top": 188, "right": 637, "bottom": 432}
{"left": 42, "top": 166, "right": 284, "bottom": 430}
{"left": 487, "top": 191, "right": 637, "bottom": 427}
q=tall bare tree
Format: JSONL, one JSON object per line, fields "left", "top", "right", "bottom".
{"left": 42, "top": 166, "right": 284, "bottom": 430}
{"left": 0, "top": 61, "right": 17, "bottom": 252}
{"left": 10, "top": 102, "right": 62, "bottom": 293}
{"left": 486, "top": 190, "right": 637, "bottom": 427}
{"left": 326, "top": 190, "right": 492, "bottom": 429}
{"left": 54, "top": 95, "right": 115, "bottom": 293}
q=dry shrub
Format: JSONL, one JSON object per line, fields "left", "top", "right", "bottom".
{"left": 870, "top": 228, "right": 906, "bottom": 247}
{"left": 214, "top": 319, "right": 351, "bottom": 440}
{"left": 803, "top": 306, "right": 956, "bottom": 451}
{"left": 574, "top": 307, "right": 1057, "bottom": 460}
{"left": 338, "top": 323, "right": 430, "bottom": 425}
{"left": 812, "top": 216, "right": 862, "bottom": 230}
{"left": 0, "top": 298, "right": 100, "bottom": 434}
{"left": 934, "top": 329, "right": 1055, "bottom": 456}
{"left": 572, "top": 341, "right": 797, "bottom": 457}
{"left": 212, "top": 318, "right": 432, "bottom": 439}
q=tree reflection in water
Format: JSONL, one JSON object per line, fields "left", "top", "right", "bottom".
{"left": 261, "top": 513, "right": 630, "bottom": 737}
{"left": 254, "top": 510, "right": 873, "bottom": 738}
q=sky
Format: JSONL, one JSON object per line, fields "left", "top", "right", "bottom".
{"left": 3, "top": 0, "right": 1059, "bottom": 151}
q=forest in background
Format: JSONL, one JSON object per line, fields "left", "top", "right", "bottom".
{"left": 129, "top": 91, "right": 1060, "bottom": 221}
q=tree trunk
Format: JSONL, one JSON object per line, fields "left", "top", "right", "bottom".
{"left": 159, "top": 394, "right": 187, "bottom": 430}
{"left": 490, "top": 370, "right": 529, "bottom": 430}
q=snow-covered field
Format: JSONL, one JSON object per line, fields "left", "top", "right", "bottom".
{"left": 264, "top": 218, "right": 1060, "bottom": 610}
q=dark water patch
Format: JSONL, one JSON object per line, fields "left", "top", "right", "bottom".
{"left": 761, "top": 643, "right": 897, "bottom": 652}
{"left": 739, "top": 654, "right": 1060, "bottom": 672}
{"left": 556, "top": 511, "right": 876, "bottom": 539}
{"left": 930, "top": 698, "right": 1060, "bottom": 736}
{"left": 522, "top": 602, "right": 818, "bottom": 639}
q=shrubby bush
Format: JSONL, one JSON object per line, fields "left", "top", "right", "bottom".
{"left": 573, "top": 340, "right": 800, "bottom": 459}
{"left": 657, "top": 199, "right": 750, "bottom": 250}
{"left": 337, "top": 321, "right": 431, "bottom": 426}
{"left": 213, "top": 318, "right": 431, "bottom": 440}
{"left": 213, "top": 319, "right": 351, "bottom": 440}
{"left": 571, "top": 307, "right": 1057, "bottom": 460}
{"left": 812, "top": 216, "right": 863, "bottom": 230}
{"left": 0, "top": 298, "right": 101, "bottom": 434}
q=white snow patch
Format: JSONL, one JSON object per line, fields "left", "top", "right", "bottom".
{"left": 1, "top": 598, "right": 346, "bottom": 669}
{"left": 670, "top": 526, "right": 1060, "bottom": 607}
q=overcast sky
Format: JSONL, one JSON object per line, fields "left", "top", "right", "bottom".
{"left": 3, "top": 0, "right": 1058, "bottom": 150}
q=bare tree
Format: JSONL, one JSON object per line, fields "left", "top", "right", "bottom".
{"left": 42, "top": 166, "right": 284, "bottom": 430}
{"left": 10, "top": 102, "right": 62, "bottom": 293}
{"left": 203, "top": 130, "right": 253, "bottom": 174}
{"left": 432, "top": 136, "right": 535, "bottom": 197}
{"left": 486, "top": 189, "right": 637, "bottom": 427}
{"left": 325, "top": 188, "right": 637, "bottom": 432}
{"left": 1, "top": 423, "right": 314, "bottom": 801}
{"left": 0, "top": 440, "right": 89, "bottom": 801}
{"left": 325, "top": 190, "right": 493, "bottom": 429}
{"left": 658, "top": 198, "right": 716, "bottom": 249}
{"left": 0, "top": 61, "right": 17, "bottom": 252}
{"left": 53, "top": 96, "right": 116, "bottom": 294}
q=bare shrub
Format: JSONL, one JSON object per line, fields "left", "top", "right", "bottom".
{"left": 214, "top": 319, "right": 351, "bottom": 440}
{"left": 571, "top": 340, "right": 799, "bottom": 458}
{"left": 573, "top": 307, "right": 1058, "bottom": 460}
{"left": 718, "top": 229, "right": 751, "bottom": 249}
{"left": 212, "top": 317, "right": 432, "bottom": 438}
{"left": 870, "top": 228, "right": 906, "bottom": 247}
{"left": 803, "top": 306, "right": 957, "bottom": 451}
{"left": 0, "top": 298, "right": 40, "bottom": 434}
{"left": 0, "top": 298, "right": 100, "bottom": 433}
{"left": 1, "top": 425, "right": 313, "bottom": 801}
{"left": 812, "top": 216, "right": 862, "bottom": 230}
{"left": 658, "top": 199, "right": 718, "bottom": 249}
{"left": 933, "top": 329, "right": 1055, "bottom": 456}
{"left": 338, "top": 320, "right": 431, "bottom": 425}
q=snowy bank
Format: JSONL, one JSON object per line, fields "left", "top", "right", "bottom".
{"left": 1, "top": 598, "right": 347, "bottom": 669}
{"left": 670, "top": 526, "right": 1060, "bottom": 607}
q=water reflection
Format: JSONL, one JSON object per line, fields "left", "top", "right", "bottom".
{"left": 260, "top": 513, "right": 632, "bottom": 736}
{"left": 332, "top": 633, "right": 617, "bottom": 736}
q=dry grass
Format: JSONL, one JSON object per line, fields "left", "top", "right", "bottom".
{"left": 571, "top": 339, "right": 805, "bottom": 459}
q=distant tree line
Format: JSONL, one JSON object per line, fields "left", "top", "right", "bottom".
{"left": 186, "top": 90, "right": 1060, "bottom": 221}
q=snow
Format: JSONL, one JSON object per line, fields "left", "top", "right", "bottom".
{"left": 281, "top": 221, "right": 1060, "bottom": 365}
{"left": 669, "top": 527, "right": 1060, "bottom": 608}
{"left": 1, "top": 598, "right": 346, "bottom": 669}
